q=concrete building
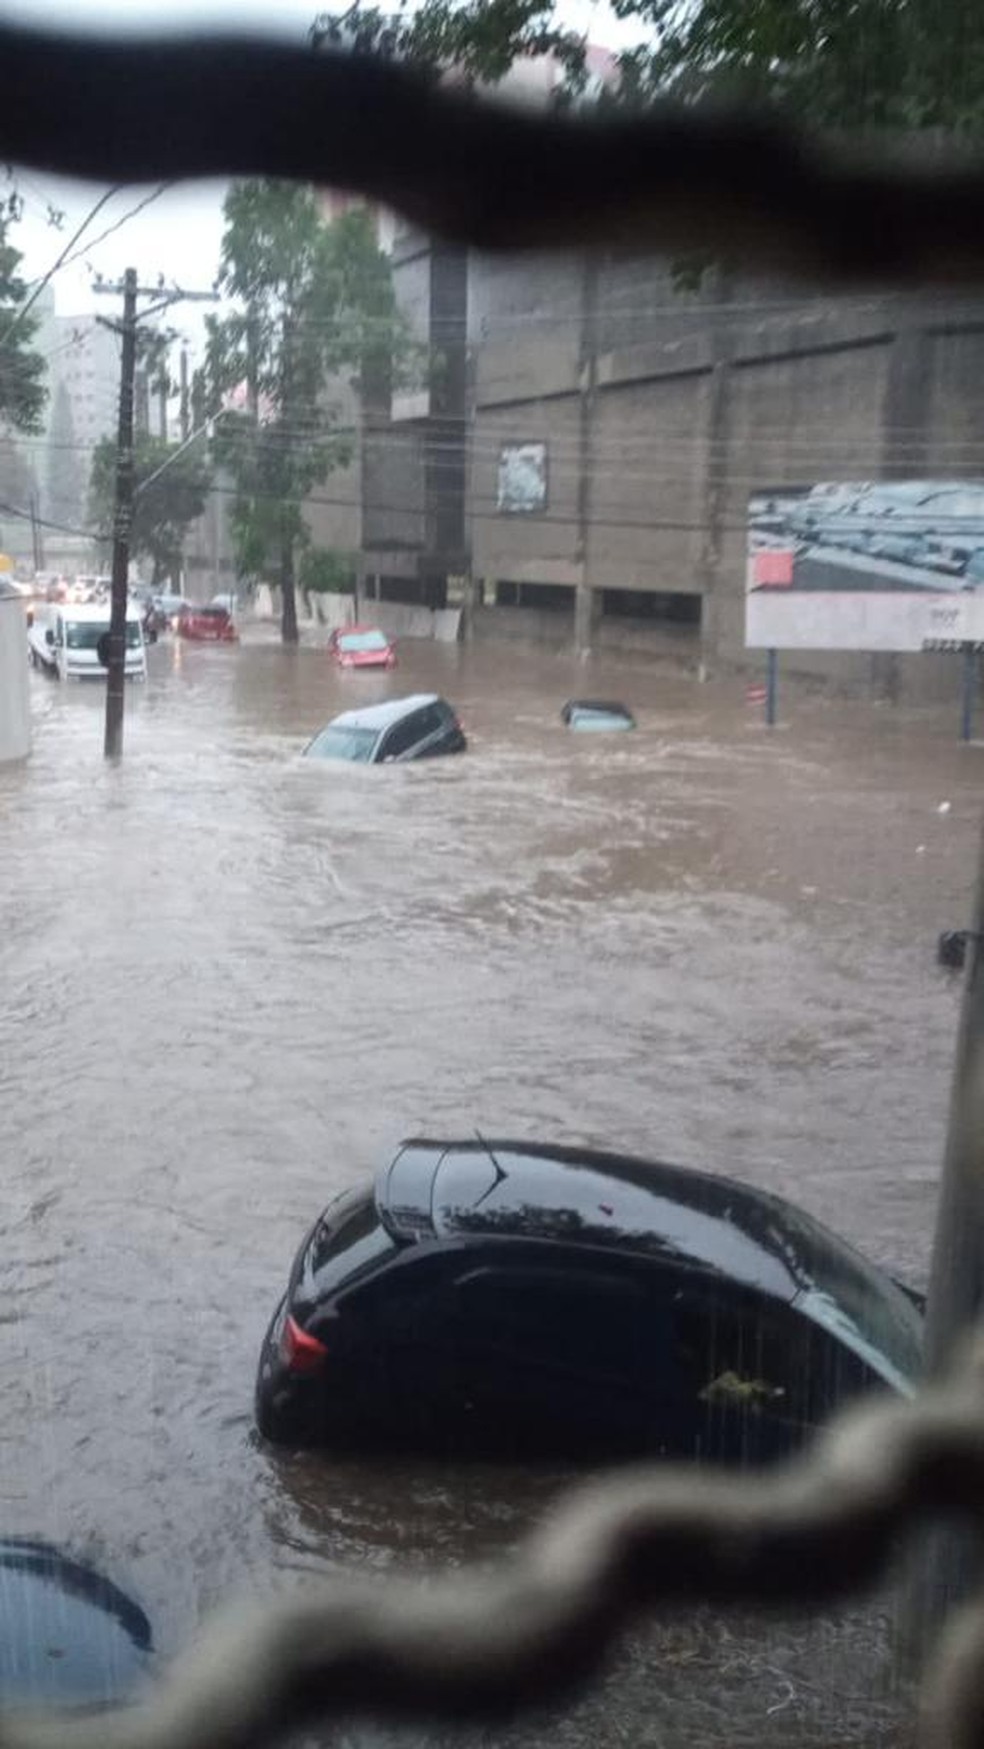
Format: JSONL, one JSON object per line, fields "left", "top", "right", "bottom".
{"left": 53, "top": 314, "right": 119, "bottom": 452}
{"left": 352, "top": 233, "right": 984, "bottom": 695}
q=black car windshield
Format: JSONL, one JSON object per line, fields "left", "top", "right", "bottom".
{"left": 339, "top": 631, "right": 387, "bottom": 652}
{"left": 305, "top": 725, "right": 379, "bottom": 763}
{"left": 781, "top": 1210, "right": 923, "bottom": 1390}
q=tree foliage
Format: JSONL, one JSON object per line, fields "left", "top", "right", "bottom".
{"left": 88, "top": 433, "right": 210, "bottom": 587}
{"left": 312, "top": 0, "right": 586, "bottom": 91}
{"left": 0, "top": 200, "right": 47, "bottom": 436}
{"left": 313, "top": 0, "right": 984, "bottom": 129}
{"left": 196, "top": 184, "right": 399, "bottom": 643}
{"left": 300, "top": 545, "right": 358, "bottom": 594}
{"left": 617, "top": 0, "right": 984, "bottom": 129}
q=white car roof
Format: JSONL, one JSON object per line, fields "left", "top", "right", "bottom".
{"left": 330, "top": 694, "right": 440, "bottom": 731}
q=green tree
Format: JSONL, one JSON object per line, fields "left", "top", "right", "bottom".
{"left": 313, "top": 0, "right": 585, "bottom": 91}
{"left": 88, "top": 433, "right": 210, "bottom": 588}
{"left": 47, "top": 380, "right": 81, "bottom": 527}
{"left": 0, "top": 197, "right": 47, "bottom": 436}
{"left": 313, "top": 0, "right": 984, "bottom": 127}
{"left": 197, "top": 186, "right": 399, "bottom": 644}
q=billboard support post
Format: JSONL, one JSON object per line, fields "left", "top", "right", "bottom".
{"left": 961, "top": 644, "right": 977, "bottom": 744}
{"left": 765, "top": 648, "right": 778, "bottom": 727}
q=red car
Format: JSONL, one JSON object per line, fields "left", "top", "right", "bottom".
{"left": 327, "top": 625, "right": 396, "bottom": 670}
{"left": 175, "top": 605, "right": 238, "bottom": 643}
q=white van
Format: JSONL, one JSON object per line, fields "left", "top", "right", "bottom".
{"left": 31, "top": 603, "right": 147, "bottom": 682}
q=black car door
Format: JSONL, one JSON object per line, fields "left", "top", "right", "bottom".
{"left": 375, "top": 711, "right": 426, "bottom": 763}
{"left": 434, "top": 1254, "right": 656, "bottom": 1458}
{"left": 651, "top": 1272, "right": 874, "bottom": 1466}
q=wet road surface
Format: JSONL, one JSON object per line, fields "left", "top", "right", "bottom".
{"left": 1, "top": 625, "right": 980, "bottom": 1744}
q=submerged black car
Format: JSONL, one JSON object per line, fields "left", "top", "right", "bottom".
{"left": 303, "top": 694, "right": 465, "bottom": 764}
{"left": 256, "top": 1140, "right": 922, "bottom": 1463}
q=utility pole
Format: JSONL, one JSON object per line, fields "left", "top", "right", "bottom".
{"left": 29, "top": 489, "right": 43, "bottom": 573}
{"left": 180, "top": 347, "right": 190, "bottom": 442}
{"left": 101, "top": 267, "right": 137, "bottom": 762}
{"left": 94, "top": 271, "right": 216, "bottom": 760}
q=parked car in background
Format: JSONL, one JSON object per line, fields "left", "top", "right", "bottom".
{"left": 255, "top": 1138, "right": 923, "bottom": 1461}
{"left": 175, "top": 604, "right": 238, "bottom": 643}
{"left": 140, "top": 598, "right": 167, "bottom": 641}
{"left": 152, "top": 592, "right": 191, "bottom": 630}
{"left": 303, "top": 694, "right": 466, "bottom": 764}
{"left": 327, "top": 625, "right": 396, "bottom": 670}
{"left": 0, "top": 1540, "right": 152, "bottom": 1709}
{"left": 561, "top": 699, "right": 636, "bottom": 732}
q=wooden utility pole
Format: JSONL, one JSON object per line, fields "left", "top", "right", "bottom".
{"left": 180, "top": 347, "right": 190, "bottom": 442}
{"left": 95, "top": 272, "right": 216, "bottom": 759}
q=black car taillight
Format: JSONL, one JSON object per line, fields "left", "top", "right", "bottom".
{"left": 279, "top": 1314, "right": 328, "bottom": 1375}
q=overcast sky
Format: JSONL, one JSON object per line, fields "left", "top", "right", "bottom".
{"left": 5, "top": 0, "right": 637, "bottom": 353}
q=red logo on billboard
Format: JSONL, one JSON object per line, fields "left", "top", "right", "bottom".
{"left": 752, "top": 549, "right": 795, "bottom": 588}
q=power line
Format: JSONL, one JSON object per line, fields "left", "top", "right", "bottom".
{"left": 58, "top": 182, "right": 172, "bottom": 275}
{"left": 0, "top": 187, "right": 118, "bottom": 353}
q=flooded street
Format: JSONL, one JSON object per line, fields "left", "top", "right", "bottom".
{"left": 1, "top": 626, "right": 980, "bottom": 1744}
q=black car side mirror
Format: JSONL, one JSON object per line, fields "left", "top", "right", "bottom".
{"left": 44, "top": 628, "right": 54, "bottom": 646}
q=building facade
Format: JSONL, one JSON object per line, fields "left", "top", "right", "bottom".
{"left": 346, "top": 233, "right": 984, "bottom": 694}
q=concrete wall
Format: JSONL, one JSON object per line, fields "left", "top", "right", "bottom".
{"left": 302, "top": 376, "right": 362, "bottom": 562}
{"left": 0, "top": 592, "right": 30, "bottom": 761}
{"left": 255, "top": 585, "right": 461, "bottom": 643}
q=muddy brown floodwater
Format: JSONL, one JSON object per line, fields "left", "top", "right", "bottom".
{"left": 1, "top": 624, "right": 980, "bottom": 1746}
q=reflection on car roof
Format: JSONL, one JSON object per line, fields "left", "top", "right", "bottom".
{"left": 377, "top": 1139, "right": 923, "bottom": 1393}
{"left": 561, "top": 698, "right": 635, "bottom": 723}
{"left": 330, "top": 693, "right": 440, "bottom": 730}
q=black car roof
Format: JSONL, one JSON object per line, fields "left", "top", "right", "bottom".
{"left": 380, "top": 1139, "right": 821, "bottom": 1291}
{"left": 377, "top": 1139, "right": 922, "bottom": 1388}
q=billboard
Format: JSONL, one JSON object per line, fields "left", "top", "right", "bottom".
{"left": 746, "top": 481, "right": 984, "bottom": 652}
{"left": 497, "top": 442, "right": 547, "bottom": 514}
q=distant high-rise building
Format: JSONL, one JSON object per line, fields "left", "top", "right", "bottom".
{"left": 52, "top": 314, "right": 119, "bottom": 452}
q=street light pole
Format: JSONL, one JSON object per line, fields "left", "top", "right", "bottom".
{"left": 103, "top": 268, "right": 137, "bottom": 761}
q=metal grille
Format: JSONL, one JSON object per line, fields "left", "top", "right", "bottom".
{"left": 5, "top": 22, "right": 984, "bottom": 1749}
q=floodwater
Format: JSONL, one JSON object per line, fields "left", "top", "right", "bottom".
{"left": 0, "top": 624, "right": 980, "bottom": 1745}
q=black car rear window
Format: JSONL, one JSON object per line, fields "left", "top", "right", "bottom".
{"left": 310, "top": 1191, "right": 397, "bottom": 1297}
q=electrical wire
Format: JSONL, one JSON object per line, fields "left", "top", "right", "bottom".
{"left": 0, "top": 187, "right": 119, "bottom": 353}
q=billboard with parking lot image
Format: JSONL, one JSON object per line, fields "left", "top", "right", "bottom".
{"left": 745, "top": 481, "right": 984, "bottom": 651}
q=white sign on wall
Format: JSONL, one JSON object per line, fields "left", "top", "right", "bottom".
{"left": 497, "top": 442, "right": 547, "bottom": 514}
{"left": 745, "top": 481, "right": 984, "bottom": 652}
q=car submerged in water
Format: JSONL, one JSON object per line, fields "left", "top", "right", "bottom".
{"left": 0, "top": 1540, "right": 152, "bottom": 1709}
{"left": 561, "top": 699, "right": 636, "bottom": 732}
{"left": 256, "top": 1139, "right": 923, "bottom": 1464}
{"left": 327, "top": 625, "right": 397, "bottom": 669}
{"left": 303, "top": 694, "right": 466, "bottom": 764}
